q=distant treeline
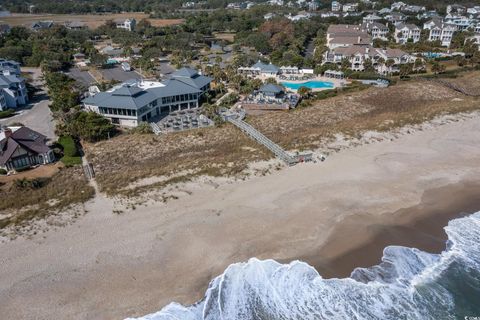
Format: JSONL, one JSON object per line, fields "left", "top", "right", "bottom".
{"left": 3, "top": 0, "right": 478, "bottom": 14}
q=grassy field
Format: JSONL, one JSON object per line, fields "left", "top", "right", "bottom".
{"left": 0, "top": 13, "right": 184, "bottom": 29}
{"left": 213, "top": 32, "right": 236, "bottom": 42}
{"left": 86, "top": 70, "right": 480, "bottom": 196}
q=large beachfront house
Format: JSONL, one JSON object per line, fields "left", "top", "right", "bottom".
{"left": 362, "top": 22, "right": 390, "bottom": 40}
{"left": 394, "top": 23, "right": 421, "bottom": 44}
{"left": 82, "top": 67, "right": 212, "bottom": 127}
{"left": 0, "top": 73, "right": 29, "bottom": 111}
{"left": 323, "top": 45, "right": 416, "bottom": 74}
{"left": 423, "top": 19, "right": 456, "bottom": 47}
{"left": 0, "top": 126, "right": 54, "bottom": 172}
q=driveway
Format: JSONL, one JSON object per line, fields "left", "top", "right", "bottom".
{"left": 0, "top": 95, "right": 57, "bottom": 142}
{"left": 99, "top": 66, "right": 143, "bottom": 82}
{"left": 1, "top": 67, "right": 57, "bottom": 142}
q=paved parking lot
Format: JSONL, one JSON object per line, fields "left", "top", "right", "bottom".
{"left": 99, "top": 66, "right": 143, "bottom": 82}
{"left": 66, "top": 68, "right": 96, "bottom": 87}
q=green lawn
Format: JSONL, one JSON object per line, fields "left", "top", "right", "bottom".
{"left": 58, "top": 136, "right": 82, "bottom": 166}
{"left": 0, "top": 109, "right": 15, "bottom": 119}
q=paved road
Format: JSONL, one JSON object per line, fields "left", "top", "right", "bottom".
{"left": 1, "top": 67, "right": 57, "bottom": 142}
{"left": 99, "top": 66, "right": 143, "bottom": 82}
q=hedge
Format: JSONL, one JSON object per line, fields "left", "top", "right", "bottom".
{"left": 58, "top": 136, "right": 82, "bottom": 166}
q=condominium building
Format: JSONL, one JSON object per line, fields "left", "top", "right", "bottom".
{"left": 326, "top": 24, "right": 372, "bottom": 49}
{"left": 394, "top": 23, "right": 421, "bottom": 44}
{"left": 323, "top": 45, "right": 416, "bottom": 74}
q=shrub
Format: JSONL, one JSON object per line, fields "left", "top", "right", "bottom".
{"left": 0, "top": 109, "right": 15, "bottom": 119}
{"left": 0, "top": 168, "right": 7, "bottom": 175}
{"left": 129, "top": 122, "right": 153, "bottom": 134}
{"left": 58, "top": 136, "right": 82, "bottom": 166}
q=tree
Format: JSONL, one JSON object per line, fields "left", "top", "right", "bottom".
{"left": 340, "top": 58, "right": 350, "bottom": 72}
{"left": 297, "top": 86, "right": 312, "bottom": 98}
{"left": 65, "top": 111, "right": 116, "bottom": 142}
{"left": 431, "top": 61, "right": 446, "bottom": 74}
{"left": 399, "top": 63, "right": 413, "bottom": 77}
{"left": 363, "top": 58, "right": 375, "bottom": 73}
{"left": 385, "top": 58, "right": 395, "bottom": 74}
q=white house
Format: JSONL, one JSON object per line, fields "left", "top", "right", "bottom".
{"left": 362, "top": 22, "right": 389, "bottom": 41}
{"left": 343, "top": 3, "right": 359, "bottom": 12}
{"left": 385, "top": 12, "right": 406, "bottom": 24}
{"left": 0, "top": 73, "right": 28, "bottom": 110}
{"left": 115, "top": 18, "right": 136, "bottom": 31}
{"left": 323, "top": 45, "right": 417, "bottom": 74}
{"left": 331, "top": 1, "right": 342, "bottom": 12}
{"left": 363, "top": 14, "right": 382, "bottom": 24}
{"left": 394, "top": 23, "right": 421, "bottom": 44}
{"left": 237, "top": 60, "right": 280, "bottom": 77}
{"left": 423, "top": 19, "right": 456, "bottom": 47}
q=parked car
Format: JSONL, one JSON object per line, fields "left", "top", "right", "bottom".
{"left": 121, "top": 62, "right": 131, "bottom": 72}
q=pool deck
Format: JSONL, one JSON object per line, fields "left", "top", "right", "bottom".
{"left": 280, "top": 76, "right": 348, "bottom": 92}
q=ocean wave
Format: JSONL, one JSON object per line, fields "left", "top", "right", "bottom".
{"left": 127, "top": 212, "right": 480, "bottom": 320}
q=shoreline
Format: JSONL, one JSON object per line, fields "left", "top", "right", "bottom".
{"left": 1, "top": 113, "right": 480, "bottom": 319}
{"left": 302, "top": 181, "right": 480, "bottom": 279}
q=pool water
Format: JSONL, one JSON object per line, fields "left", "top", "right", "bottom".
{"left": 281, "top": 80, "right": 334, "bottom": 90}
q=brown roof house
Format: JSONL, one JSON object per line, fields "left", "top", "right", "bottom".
{"left": 0, "top": 126, "right": 54, "bottom": 172}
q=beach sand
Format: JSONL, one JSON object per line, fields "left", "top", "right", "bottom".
{"left": 1, "top": 115, "right": 480, "bottom": 319}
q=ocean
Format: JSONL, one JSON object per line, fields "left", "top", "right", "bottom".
{"left": 127, "top": 212, "right": 480, "bottom": 320}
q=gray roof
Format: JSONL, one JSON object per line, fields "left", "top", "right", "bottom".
{"left": 252, "top": 61, "right": 279, "bottom": 73}
{"left": 83, "top": 78, "right": 204, "bottom": 110}
{"left": 259, "top": 83, "right": 283, "bottom": 94}
{"left": 171, "top": 67, "right": 213, "bottom": 90}
{"left": 150, "top": 79, "right": 202, "bottom": 97}
{"left": 0, "top": 74, "right": 24, "bottom": 88}
{"left": 172, "top": 67, "right": 199, "bottom": 78}
{"left": 83, "top": 84, "right": 157, "bottom": 110}
{"left": 31, "top": 21, "right": 54, "bottom": 29}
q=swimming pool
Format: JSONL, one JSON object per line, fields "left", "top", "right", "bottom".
{"left": 281, "top": 80, "right": 334, "bottom": 90}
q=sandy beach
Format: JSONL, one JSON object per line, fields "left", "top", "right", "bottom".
{"left": 1, "top": 114, "right": 480, "bottom": 319}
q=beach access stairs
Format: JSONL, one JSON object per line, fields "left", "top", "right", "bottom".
{"left": 223, "top": 109, "right": 312, "bottom": 166}
{"left": 150, "top": 122, "right": 162, "bottom": 135}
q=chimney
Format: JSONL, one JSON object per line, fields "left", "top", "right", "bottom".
{"left": 3, "top": 127, "right": 12, "bottom": 139}
{"left": 358, "top": 36, "right": 361, "bottom": 43}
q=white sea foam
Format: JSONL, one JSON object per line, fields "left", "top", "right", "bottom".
{"left": 127, "top": 212, "right": 480, "bottom": 320}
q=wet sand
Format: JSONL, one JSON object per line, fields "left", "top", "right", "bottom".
{"left": 1, "top": 114, "right": 480, "bottom": 319}
{"left": 307, "top": 181, "right": 480, "bottom": 279}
